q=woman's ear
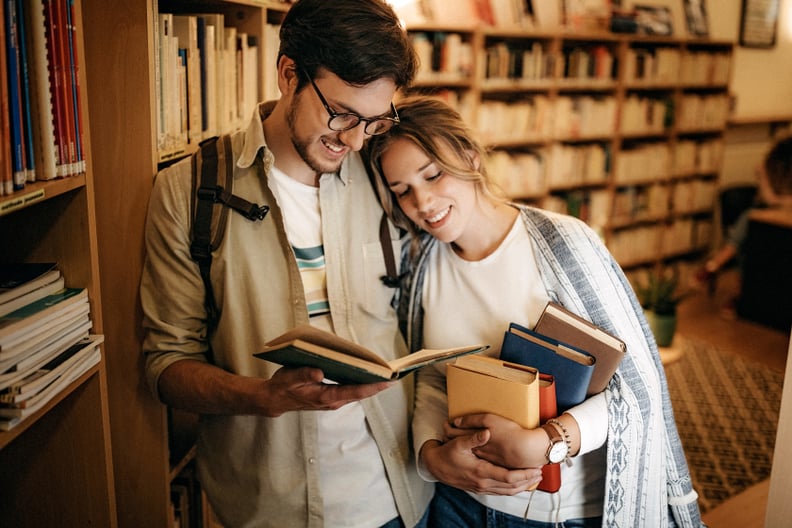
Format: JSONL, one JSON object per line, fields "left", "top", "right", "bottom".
{"left": 469, "top": 150, "right": 481, "bottom": 171}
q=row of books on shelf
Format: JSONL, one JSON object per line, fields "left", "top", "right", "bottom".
{"left": 608, "top": 218, "right": 712, "bottom": 265}
{"left": 614, "top": 139, "right": 722, "bottom": 183}
{"left": 625, "top": 48, "right": 731, "bottom": 86}
{"left": 485, "top": 142, "right": 720, "bottom": 202}
{"left": 0, "top": 262, "right": 101, "bottom": 431}
{"left": 398, "top": 0, "right": 583, "bottom": 30}
{"left": 155, "top": 11, "right": 260, "bottom": 158}
{"left": 412, "top": 32, "right": 474, "bottom": 81}
{"left": 1, "top": 0, "right": 86, "bottom": 197}
{"left": 471, "top": 92, "right": 728, "bottom": 145}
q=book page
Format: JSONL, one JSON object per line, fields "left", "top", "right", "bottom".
{"left": 263, "top": 324, "right": 390, "bottom": 368}
{"left": 388, "top": 344, "right": 488, "bottom": 372}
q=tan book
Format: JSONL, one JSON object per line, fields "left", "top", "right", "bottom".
{"left": 534, "top": 301, "right": 626, "bottom": 395}
{"left": 255, "top": 324, "right": 488, "bottom": 385}
{"left": 447, "top": 354, "right": 540, "bottom": 430}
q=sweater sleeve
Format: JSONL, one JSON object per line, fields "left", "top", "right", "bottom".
{"left": 412, "top": 363, "right": 449, "bottom": 481}
{"left": 565, "top": 392, "right": 608, "bottom": 456}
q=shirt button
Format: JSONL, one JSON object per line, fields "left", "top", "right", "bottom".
{"left": 308, "top": 457, "right": 316, "bottom": 464}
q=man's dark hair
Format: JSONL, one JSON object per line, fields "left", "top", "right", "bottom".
{"left": 278, "top": 0, "right": 417, "bottom": 89}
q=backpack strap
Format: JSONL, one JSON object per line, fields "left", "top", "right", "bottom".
{"left": 190, "top": 135, "right": 269, "bottom": 334}
{"left": 379, "top": 213, "right": 402, "bottom": 287}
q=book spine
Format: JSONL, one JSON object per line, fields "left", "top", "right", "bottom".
{"left": 0, "top": 0, "right": 11, "bottom": 196}
{"left": 27, "top": 0, "right": 57, "bottom": 180}
{"left": 4, "top": 0, "right": 27, "bottom": 191}
{"left": 15, "top": 0, "right": 35, "bottom": 183}
{"left": 43, "top": 0, "right": 65, "bottom": 176}
{"left": 65, "top": 0, "right": 84, "bottom": 174}
{"left": 53, "top": 0, "right": 76, "bottom": 176}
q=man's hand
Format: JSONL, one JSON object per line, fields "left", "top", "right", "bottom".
{"left": 157, "top": 360, "right": 392, "bottom": 417}
{"left": 261, "top": 366, "right": 393, "bottom": 416}
{"left": 420, "top": 434, "right": 542, "bottom": 496}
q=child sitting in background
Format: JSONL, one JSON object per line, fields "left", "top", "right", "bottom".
{"left": 694, "top": 135, "right": 792, "bottom": 317}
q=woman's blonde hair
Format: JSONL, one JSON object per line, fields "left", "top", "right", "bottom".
{"left": 364, "top": 95, "right": 506, "bottom": 246}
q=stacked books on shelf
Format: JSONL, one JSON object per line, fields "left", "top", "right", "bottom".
{"left": 0, "top": 262, "right": 101, "bottom": 431}
{"left": 1, "top": 0, "right": 88, "bottom": 199}
{"left": 155, "top": 10, "right": 260, "bottom": 161}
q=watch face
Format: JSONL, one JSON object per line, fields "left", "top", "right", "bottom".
{"left": 548, "top": 441, "right": 568, "bottom": 464}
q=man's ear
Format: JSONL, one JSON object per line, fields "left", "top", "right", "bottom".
{"left": 276, "top": 56, "right": 298, "bottom": 95}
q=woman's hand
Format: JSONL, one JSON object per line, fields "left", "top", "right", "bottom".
{"left": 445, "top": 413, "right": 549, "bottom": 469}
{"left": 420, "top": 433, "right": 542, "bottom": 496}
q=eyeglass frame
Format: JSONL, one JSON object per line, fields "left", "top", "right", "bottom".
{"left": 301, "top": 68, "right": 400, "bottom": 136}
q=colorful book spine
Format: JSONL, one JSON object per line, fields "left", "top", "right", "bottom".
{"left": 4, "top": 0, "right": 27, "bottom": 191}
{"left": 0, "top": 0, "right": 12, "bottom": 195}
{"left": 43, "top": 0, "right": 65, "bottom": 176}
{"left": 27, "top": 0, "right": 58, "bottom": 180}
{"left": 15, "top": 0, "right": 35, "bottom": 183}
{"left": 65, "top": 0, "right": 84, "bottom": 174}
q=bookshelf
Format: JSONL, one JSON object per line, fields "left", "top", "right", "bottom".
{"left": 404, "top": 24, "right": 733, "bottom": 275}
{"left": 80, "top": 0, "right": 289, "bottom": 526}
{"left": 0, "top": 0, "right": 116, "bottom": 526}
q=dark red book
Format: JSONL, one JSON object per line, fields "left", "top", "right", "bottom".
{"left": 537, "top": 373, "right": 561, "bottom": 493}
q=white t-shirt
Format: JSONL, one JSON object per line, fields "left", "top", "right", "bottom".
{"left": 268, "top": 166, "right": 398, "bottom": 527}
{"left": 421, "top": 216, "right": 607, "bottom": 522}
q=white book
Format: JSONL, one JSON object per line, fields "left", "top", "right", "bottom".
{"left": 0, "top": 316, "right": 92, "bottom": 391}
{"left": 172, "top": 15, "right": 202, "bottom": 145}
{"left": 262, "top": 23, "right": 280, "bottom": 102}
{"left": 0, "top": 275, "right": 65, "bottom": 318}
{"left": 0, "top": 344, "right": 101, "bottom": 429}
{"left": 0, "top": 310, "right": 89, "bottom": 365}
{"left": 0, "top": 264, "right": 59, "bottom": 305}
{"left": 1, "top": 334, "right": 103, "bottom": 403}
{"left": 25, "top": 0, "right": 59, "bottom": 180}
{"left": 0, "top": 288, "right": 88, "bottom": 350}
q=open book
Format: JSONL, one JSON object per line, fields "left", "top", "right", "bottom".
{"left": 255, "top": 324, "right": 489, "bottom": 384}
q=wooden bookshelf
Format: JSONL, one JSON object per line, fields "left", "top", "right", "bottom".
{"left": 0, "top": 0, "right": 116, "bottom": 526}
{"left": 81, "top": 1, "right": 289, "bottom": 526}
{"left": 403, "top": 24, "right": 733, "bottom": 273}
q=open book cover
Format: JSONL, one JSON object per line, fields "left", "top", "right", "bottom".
{"left": 447, "top": 354, "right": 540, "bottom": 429}
{"left": 255, "top": 324, "right": 488, "bottom": 385}
{"left": 534, "top": 301, "right": 626, "bottom": 395}
{"left": 500, "top": 322, "right": 595, "bottom": 412}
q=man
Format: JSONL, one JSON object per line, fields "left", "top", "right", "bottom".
{"left": 140, "top": 1, "right": 433, "bottom": 526}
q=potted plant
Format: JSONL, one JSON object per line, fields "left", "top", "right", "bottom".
{"left": 635, "top": 265, "right": 690, "bottom": 347}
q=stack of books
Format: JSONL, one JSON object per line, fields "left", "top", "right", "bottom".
{"left": 0, "top": 263, "right": 102, "bottom": 431}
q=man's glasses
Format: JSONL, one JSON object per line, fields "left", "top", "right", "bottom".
{"left": 303, "top": 69, "right": 399, "bottom": 136}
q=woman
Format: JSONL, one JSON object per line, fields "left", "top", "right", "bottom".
{"left": 364, "top": 96, "right": 703, "bottom": 527}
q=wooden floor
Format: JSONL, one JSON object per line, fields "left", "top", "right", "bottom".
{"left": 675, "top": 268, "right": 790, "bottom": 527}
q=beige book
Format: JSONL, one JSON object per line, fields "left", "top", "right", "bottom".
{"left": 446, "top": 354, "right": 540, "bottom": 429}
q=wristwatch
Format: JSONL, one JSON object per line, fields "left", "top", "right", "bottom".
{"left": 541, "top": 423, "right": 569, "bottom": 464}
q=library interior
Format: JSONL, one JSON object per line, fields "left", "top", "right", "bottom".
{"left": 1, "top": 0, "right": 792, "bottom": 527}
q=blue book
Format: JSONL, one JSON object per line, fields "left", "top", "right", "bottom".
{"left": 15, "top": 0, "right": 35, "bottom": 183}
{"left": 500, "top": 322, "right": 595, "bottom": 412}
{"left": 4, "top": 0, "right": 26, "bottom": 191}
